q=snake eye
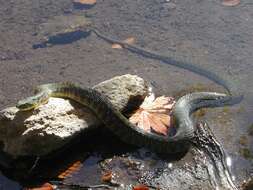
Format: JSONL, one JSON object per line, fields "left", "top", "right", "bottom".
{"left": 16, "top": 99, "right": 36, "bottom": 111}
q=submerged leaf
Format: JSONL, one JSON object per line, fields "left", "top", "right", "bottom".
{"left": 129, "top": 94, "right": 175, "bottom": 136}
{"left": 112, "top": 37, "right": 135, "bottom": 49}
{"left": 123, "top": 37, "right": 135, "bottom": 44}
{"left": 73, "top": 0, "right": 96, "bottom": 5}
{"left": 111, "top": 43, "right": 123, "bottom": 49}
{"left": 222, "top": 0, "right": 240, "bottom": 6}
{"left": 58, "top": 161, "right": 82, "bottom": 179}
{"left": 101, "top": 171, "right": 113, "bottom": 182}
{"left": 133, "top": 184, "right": 149, "bottom": 190}
{"left": 24, "top": 183, "right": 54, "bottom": 190}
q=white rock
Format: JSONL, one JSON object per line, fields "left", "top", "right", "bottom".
{"left": 0, "top": 74, "right": 148, "bottom": 157}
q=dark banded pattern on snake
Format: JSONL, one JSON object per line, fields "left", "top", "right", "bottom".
{"left": 90, "top": 28, "right": 243, "bottom": 144}
{"left": 16, "top": 29, "right": 243, "bottom": 154}
{"left": 17, "top": 83, "right": 190, "bottom": 153}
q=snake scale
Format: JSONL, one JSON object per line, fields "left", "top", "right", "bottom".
{"left": 16, "top": 28, "right": 243, "bottom": 154}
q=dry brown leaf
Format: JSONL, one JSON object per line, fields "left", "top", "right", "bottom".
{"left": 133, "top": 184, "right": 149, "bottom": 190}
{"left": 151, "top": 112, "right": 171, "bottom": 127}
{"left": 140, "top": 95, "right": 175, "bottom": 112}
{"left": 129, "top": 109, "right": 142, "bottom": 124}
{"left": 222, "top": 0, "right": 240, "bottom": 6}
{"left": 111, "top": 37, "right": 135, "bottom": 49}
{"left": 129, "top": 94, "right": 175, "bottom": 136}
{"left": 138, "top": 111, "right": 151, "bottom": 132}
{"left": 73, "top": 0, "right": 96, "bottom": 5}
{"left": 147, "top": 113, "right": 168, "bottom": 135}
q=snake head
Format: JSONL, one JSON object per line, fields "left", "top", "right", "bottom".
{"left": 16, "top": 98, "right": 38, "bottom": 111}
{"left": 16, "top": 92, "right": 49, "bottom": 111}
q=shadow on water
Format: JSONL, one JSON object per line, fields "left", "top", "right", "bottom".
{"left": 32, "top": 30, "right": 90, "bottom": 49}
{"left": 73, "top": 2, "right": 96, "bottom": 10}
{"left": 0, "top": 127, "right": 187, "bottom": 189}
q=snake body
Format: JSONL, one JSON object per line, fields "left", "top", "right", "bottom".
{"left": 91, "top": 28, "right": 243, "bottom": 142}
{"left": 17, "top": 83, "right": 190, "bottom": 153}
{"left": 16, "top": 29, "right": 243, "bottom": 154}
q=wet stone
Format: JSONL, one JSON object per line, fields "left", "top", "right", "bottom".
{"left": 61, "top": 147, "right": 233, "bottom": 190}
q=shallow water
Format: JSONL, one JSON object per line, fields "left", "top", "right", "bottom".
{"left": 0, "top": 0, "right": 252, "bottom": 189}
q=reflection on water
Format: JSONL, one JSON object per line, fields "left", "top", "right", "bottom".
{"left": 226, "top": 156, "right": 236, "bottom": 181}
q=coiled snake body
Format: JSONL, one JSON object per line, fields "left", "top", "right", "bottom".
{"left": 16, "top": 29, "right": 243, "bottom": 154}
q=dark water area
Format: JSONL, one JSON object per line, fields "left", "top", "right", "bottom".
{"left": 1, "top": 129, "right": 136, "bottom": 188}
{"left": 32, "top": 30, "right": 90, "bottom": 49}
{"left": 0, "top": 0, "right": 253, "bottom": 189}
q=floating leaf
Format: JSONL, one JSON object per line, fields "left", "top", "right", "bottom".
{"left": 222, "top": 0, "right": 240, "bottom": 6}
{"left": 133, "top": 184, "right": 149, "bottom": 190}
{"left": 73, "top": 0, "right": 96, "bottom": 5}
{"left": 112, "top": 37, "right": 135, "bottom": 49}
{"left": 129, "top": 94, "right": 175, "bottom": 136}
{"left": 58, "top": 161, "right": 82, "bottom": 179}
